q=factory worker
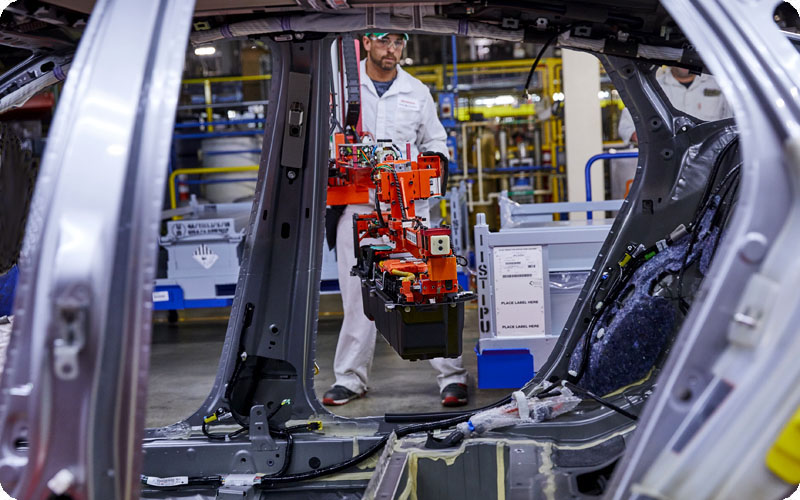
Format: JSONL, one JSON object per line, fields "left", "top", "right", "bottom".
{"left": 323, "top": 32, "right": 469, "bottom": 407}
{"left": 618, "top": 66, "right": 733, "bottom": 145}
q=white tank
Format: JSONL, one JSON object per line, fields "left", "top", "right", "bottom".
{"left": 200, "top": 136, "right": 260, "bottom": 203}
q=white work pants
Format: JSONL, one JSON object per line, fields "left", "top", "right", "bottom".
{"left": 332, "top": 204, "right": 467, "bottom": 394}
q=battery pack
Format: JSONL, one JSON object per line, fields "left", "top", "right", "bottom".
{"left": 359, "top": 280, "right": 465, "bottom": 361}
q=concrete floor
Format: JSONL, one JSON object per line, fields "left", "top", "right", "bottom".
{"left": 146, "top": 297, "right": 509, "bottom": 428}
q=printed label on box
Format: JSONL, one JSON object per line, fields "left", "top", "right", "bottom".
{"left": 492, "top": 245, "right": 546, "bottom": 337}
{"left": 168, "top": 219, "right": 234, "bottom": 238}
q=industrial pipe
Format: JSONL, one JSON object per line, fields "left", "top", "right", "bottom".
{"left": 168, "top": 165, "right": 259, "bottom": 212}
{"left": 173, "top": 130, "right": 264, "bottom": 140}
{"left": 174, "top": 118, "right": 266, "bottom": 129}
{"left": 584, "top": 151, "right": 638, "bottom": 219}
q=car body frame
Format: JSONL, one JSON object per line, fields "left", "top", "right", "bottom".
{"left": 0, "top": 0, "right": 799, "bottom": 498}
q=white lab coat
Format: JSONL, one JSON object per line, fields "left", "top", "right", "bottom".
{"left": 618, "top": 67, "right": 733, "bottom": 143}
{"left": 331, "top": 60, "right": 466, "bottom": 395}
{"left": 358, "top": 59, "right": 449, "bottom": 159}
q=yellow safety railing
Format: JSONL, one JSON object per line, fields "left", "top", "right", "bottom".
{"left": 181, "top": 74, "right": 272, "bottom": 131}
{"left": 168, "top": 166, "right": 259, "bottom": 211}
{"left": 404, "top": 58, "right": 560, "bottom": 92}
{"left": 455, "top": 104, "right": 537, "bottom": 121}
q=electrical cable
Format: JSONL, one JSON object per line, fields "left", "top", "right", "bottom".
{"left": 265, "top": 422, "right": 324, "bottom": 479}
{"left": 573, "top": 156, "right": 743, "bottom": 382}
{"left": 150, "top": 423, "right": 322, "bottom": 488}
{"left": 563, "top": 381, "right": 639, "bottom": 421}
{"left": 231, "top": 355, "right": 267, "bottom": 426}
{"left": 283, "top": 422, "right": 321, "bottom": 433}
{"left": 260, "top": 386, "right": 548, "bottom": 487}
{"left": 675, "top": 143, "right": 741, "bottom": 299}
{"left": 279, "top": 431, "right": 294, "bottom": 476}
{"left": 264, "top": 430, "right": 294, "bottom": 477}
{"left": 224, "top": 303, "right": 255, "bottom": 403}
{"left": 160, "top": 385, "right": 554, "bottom": 490}
{"left": 391, "top": 169, "right": 408, "bottom": 220}
{"left": 675, "top": 163, "right": 741, "bottom": 305}
{"left": 574, "top": 252, "right": 644, "bottom": 382}
{"left": 386, "top": 377, "right": 565, "bottom": 424}
{"left": 203, "top": 399, "right": 304, "bottom": 444}
{"left": 141, "top": 474, "right": 223, "bottom": 489}
{"left": 575, "top": 153, "right": 742, "bottom": 379}
{"left": 574, "top": 310, "right": 602, "bottom": 382}
{"left": 258, "top": 434, "right": 391, "bottom": 487}
{"left": 374, "top": 184, "right": 388, "bottom": 228}
{"left": 201, "top": 420, "right": 248, "bottom": 441}
{"left": 385, "top": 410, "right": 472, "bottom": 424}
{"left": 385, "top": 394, "right": 512, "bottom": 423}
{"left": 576, "top": 240, "right": 668, "bottom": 381}
{"left": 668, "top": 137, "right": 740, "bottom": 291}
{"left": 330, "top": 109, "right": 345, "bottom": 135}
{"left": 693, "top": 138, "right": 740, "bottom": 219}
{"left": 576, "top": 248, "right": 661, "bottom": 380}
{"left": 267, "top": 399, "right": 291, "bottom": 421}
{"left": 692, "top": 160, "right": 742, "bottom": 231}
{"left": 709, "top": 167, "right": 741, "bottom": 230}
{"left": 710, "top": 175, "right": 740, "bottom": 255}
{"left": 424, "top": 380, "right": 566, "bottom": 449}
{"left": 523, "top": 27, "right": 571, "bottom": 97}
{"left": 533, "top": 380, "right": 564, "bottom": 398}
{"left": 390, "top": 143, "right": 403, "bottom": 158}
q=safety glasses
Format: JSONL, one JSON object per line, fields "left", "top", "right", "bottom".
{"left": 370, "top": 37, "right": 406, "bottom": 50}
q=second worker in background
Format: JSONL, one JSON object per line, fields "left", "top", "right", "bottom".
{"left": 323, "top": 32, "right": 470, "bottom": 407}
{"left": 618, "top": 66, "right": 733, "bottom": 145}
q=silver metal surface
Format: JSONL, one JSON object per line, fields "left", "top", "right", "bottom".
{"left": 0, "top": 0, "right": 196, "bottom": 498}
{"left": 606, "top": 1, "right": 800, "bottom": 498}
{"left": 1, "top": 0, "right": 798, "bottom": 498}
{"left": 153, "top": 38, "right": 337, "bottom": 430}
{"left": 141, "top": 37, "right": 391, "bottom": 497}
{"left": 502, "top": 200, "right": 624, "bottom": 227}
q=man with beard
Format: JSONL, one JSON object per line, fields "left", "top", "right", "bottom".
{"left": 618, "top": 66, "right": 733, "bottom": 145}
{"left": 323, "top": 33, "right": 469, "bottom": 408}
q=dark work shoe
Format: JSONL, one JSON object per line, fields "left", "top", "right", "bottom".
{"left": 440, "top": 383, "right": 468, "bottom": 407}
{"left": 322, "top": 385, "right": 364, "bottom": 406}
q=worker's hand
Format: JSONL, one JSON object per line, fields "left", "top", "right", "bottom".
{"left": 630, "top": 131, "right": 638, "bottom": 146}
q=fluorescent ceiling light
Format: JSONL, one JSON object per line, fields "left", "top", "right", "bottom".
{"left": 194, "top": 46, "right": 216, "bottom": 56}
{"left": 474, "top": 95, "right": 517, "bottom": 108}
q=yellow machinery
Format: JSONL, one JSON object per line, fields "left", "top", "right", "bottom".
{"left": 405, "top": 57, "right": 626, "bottom": 226}
{"left": 405, "top": 58, "right": 566, "bottom": 222}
